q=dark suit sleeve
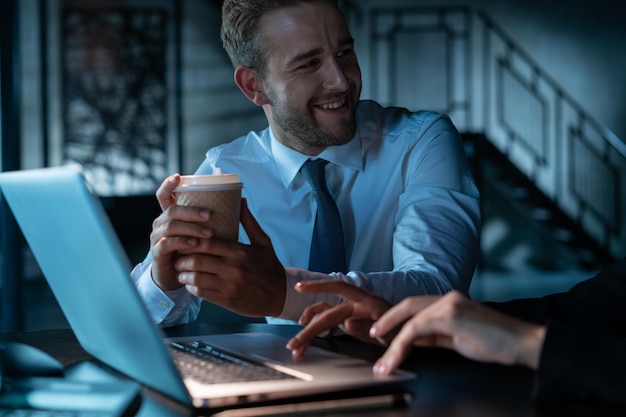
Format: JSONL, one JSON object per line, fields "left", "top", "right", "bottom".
{"left": 483, "top": 258, "right": 626, "bottom": 403}
{"left": 485, "top": 257, "right": 626, "bottom": 339}
{"left": 533, "top": 321, "right": 626, "bottom": 405}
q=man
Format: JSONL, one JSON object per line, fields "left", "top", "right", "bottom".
{"left": 131, "top": 0, "right": 480, "bottom": 327}
{"left": 287, "top": 258, "right": 626, "bottom": 404}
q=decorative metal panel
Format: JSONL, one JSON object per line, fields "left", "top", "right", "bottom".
{"left": 61, "top": 7, "right": 169, "bottom": 195}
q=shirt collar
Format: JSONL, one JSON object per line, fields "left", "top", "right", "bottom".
{"left": 269, "top": 126, "right": 364, "bottom": 188}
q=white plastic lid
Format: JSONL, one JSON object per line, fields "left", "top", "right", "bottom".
{"left": 175, "top": 168, "right": 242, "bottom": 191}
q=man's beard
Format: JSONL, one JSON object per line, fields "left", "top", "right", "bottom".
{"left": 269, "top": 94, "right": 357, "bottom": 148}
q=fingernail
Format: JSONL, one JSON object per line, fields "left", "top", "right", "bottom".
{"left": 202, "top": 227, "right": 212, "bottom": 236}
{"left": 185, "top": 284, "right": 198, "bottom": 296}
{"left": 199, "top": 210, "right": 209, "bottom": 219}
{"left": 294, "top": 282, "right": 303, "bottom": 291}
{"left": 373, "top": 360, "right": 387, "bottom": 375}
{"left": 186, "top": 238, "right": 198, "bottom": 246}
{"left": 369, "top": 326, "right": 378, "bottom": 337}
{"left": 286, "top": 337, "right": 298, "bottom": 350}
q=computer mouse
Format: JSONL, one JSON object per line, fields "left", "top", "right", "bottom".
{"left": 0, "top": 341, "right": 64, "bottom": 378}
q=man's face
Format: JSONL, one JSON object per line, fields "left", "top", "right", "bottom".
{"left": 257, "top": 2, "right": 362, "bottom": 155}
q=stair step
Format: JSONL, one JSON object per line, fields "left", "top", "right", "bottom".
{"left": 463, "top": 133, "right": 615, "bottom": 270}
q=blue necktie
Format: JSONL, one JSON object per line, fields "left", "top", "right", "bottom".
{"left": 300, "top": 159, "right": 347, "bottom": 273}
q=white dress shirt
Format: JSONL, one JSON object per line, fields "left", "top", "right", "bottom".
{"left": 132, "top": 100, "right": 481, "bottom": 326}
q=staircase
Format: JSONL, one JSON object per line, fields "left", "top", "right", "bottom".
{"left": 464, "top": 134, "right": 614, "bottom": 271}
{"left": 365, "top": 5, "right": 626, "bottom": 267}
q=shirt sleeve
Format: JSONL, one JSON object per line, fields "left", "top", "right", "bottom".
{"left": 533, "top": 321, "right": 626, "bottom": 405}
{"left": 482, "top": 259, "right": 626, "bottom": 403}
{"left": 279, "top": 268, "right": 345, "bottom": 321}
{"left": 368, "top": 114, "right": 481, "bottom": 302}
{"left": 131, "top": 259, "right": 202, "bottom": 327}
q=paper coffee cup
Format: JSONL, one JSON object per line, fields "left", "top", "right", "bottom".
{"left": 173, "top": 168, "right": 243, "bottom": 241}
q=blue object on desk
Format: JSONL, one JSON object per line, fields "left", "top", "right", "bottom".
{"left": 0, "top": 376, "right": 141, "bottom": 416}
{"left": 0, "top": 342, "right": 64, "bottom": 379}
{"left": 0, "top": 342, "right": 141, "bottom": 416}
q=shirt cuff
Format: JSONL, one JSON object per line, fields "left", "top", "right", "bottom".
{"left": 278, "top": 267, "right": 346, "bottom": 322}
{"left": 135, "top": 265, "right": 177, "bottom": 324}
{"left": 134, "top": 263, "right": 199, "bottom": 326}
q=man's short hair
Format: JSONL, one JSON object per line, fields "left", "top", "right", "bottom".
{"left": 221, "top": 0, "right": 339, "bottom": 73}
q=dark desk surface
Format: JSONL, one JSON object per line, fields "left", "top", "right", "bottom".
{"left": 0, "top": 323, "right": 618, "bottom": 417}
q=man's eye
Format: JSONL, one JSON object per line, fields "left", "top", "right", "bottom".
{"left": 337, "top": 49, "right": 354, "bottom": 58}
{"left": 299, "top": 60, "right": 318, "bottom": 69}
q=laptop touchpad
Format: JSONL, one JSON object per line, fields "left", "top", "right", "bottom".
{"left": 251, "top": 346, "right": 344, "bottom": 365}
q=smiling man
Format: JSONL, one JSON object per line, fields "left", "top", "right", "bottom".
{"left": 131, "top": 0, "right": 481, "bottom": 332}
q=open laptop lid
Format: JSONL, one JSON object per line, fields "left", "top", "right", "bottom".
{"left": 1, "top": 166, "right": 416, "bottom": 411}
{"left": 0, "top": 166, "right": 192, "bottom": 406}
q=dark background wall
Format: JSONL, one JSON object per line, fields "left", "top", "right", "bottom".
{"left": 12, "top": 0, "right": 625, "bottom": 175}
{"left": 357, "top": 0, "right": 626, "bottom": 142}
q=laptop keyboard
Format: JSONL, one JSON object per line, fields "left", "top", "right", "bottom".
{"left": 168, "top": 341, "right": 296, "bottom": 385}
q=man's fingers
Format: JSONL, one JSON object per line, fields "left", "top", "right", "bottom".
{"left": 151, "top": 211, "right": 212, "bottom": 240}
{"left": 287, "top": 304, "right": 353, "bottom": 356}
{"left": 342, "top": 318, "right": 377, "bottom": 342}
{"left": 295, "top": 280, "right": 373, "bottom": 302}
{"left": 156, "top": 174, "right": 181, "bottom": 211}
{"left": 151, "top": 235, "right": 202, "bottom": 257}
{"left": 298, "top": 302, "right": 332, "bottom": 326}
{"left": 240, "top": 198, "right": 272, "bottom": 247}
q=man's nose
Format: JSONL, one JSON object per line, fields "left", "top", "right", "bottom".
{"left": 322, "top": 59, "right": 349, "bottom": 91}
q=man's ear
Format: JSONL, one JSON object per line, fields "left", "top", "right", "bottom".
{"left": 234, "top": 66, "right": 269, "bottom": 106}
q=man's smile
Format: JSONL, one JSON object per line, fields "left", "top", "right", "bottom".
{"left": 318, "top": 98, "right": 346, "bottom": 110}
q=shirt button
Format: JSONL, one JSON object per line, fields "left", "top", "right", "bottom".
{"left": 159, "top": 301, "right": 170, "bottom": 308}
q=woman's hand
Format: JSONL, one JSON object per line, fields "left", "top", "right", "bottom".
{"left": 370, "top": 291, "right": 546, "bottom": 375}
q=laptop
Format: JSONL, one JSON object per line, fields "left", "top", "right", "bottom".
{"left": 0, "top": 166, "right": 415, "bottom": 412}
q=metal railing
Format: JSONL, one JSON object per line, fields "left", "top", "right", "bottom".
{"left": 368, "top": 5, "right": 625, "bottom": 261}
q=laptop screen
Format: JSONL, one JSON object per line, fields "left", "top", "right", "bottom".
{"left": 0, "top": 166, "right": 191, "bottom": 405}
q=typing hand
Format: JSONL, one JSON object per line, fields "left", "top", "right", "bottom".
{"left": 370, "top": 291, "right": 546, "bottom": 375}
{"left": 150, "top": 173, "right": 214, "bottom": 291}
{"left": 174, "top": 198, "right": 287, "bottom": 317}
{"left": 286, "top": 281, "right": 393, "bottom": 356}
